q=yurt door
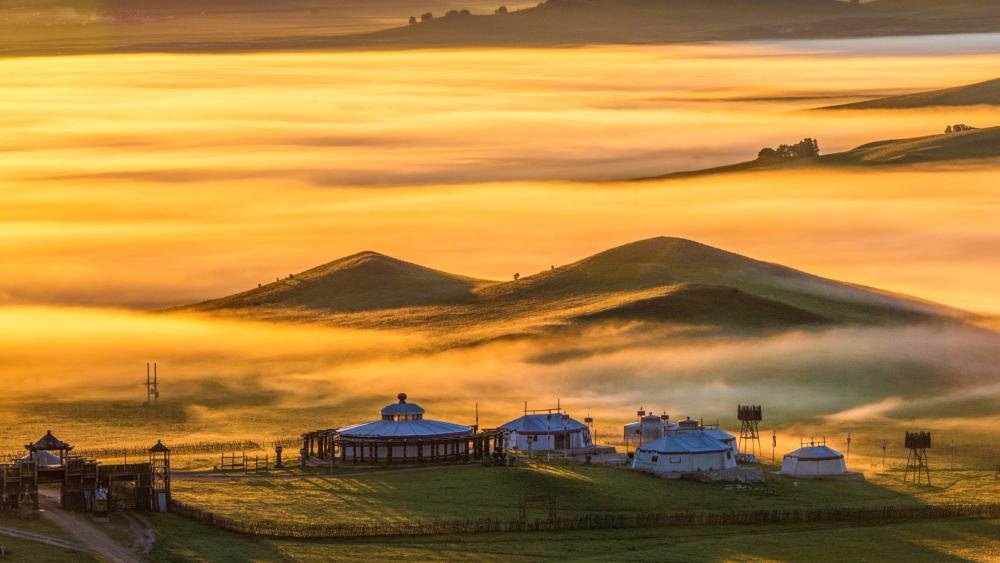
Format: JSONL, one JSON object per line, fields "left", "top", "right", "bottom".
{"left": 555, "top": 434, "right": 568, "bottom": 449}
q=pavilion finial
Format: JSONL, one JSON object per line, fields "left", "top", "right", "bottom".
{"left": 398, "top": 392, "right": 407, "bottom": 403}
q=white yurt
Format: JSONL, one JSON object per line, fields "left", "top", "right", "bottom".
{"left": 501, "top": 411, "right": 591, "bottom": 451}
{"left": 672, "top": 418, "right": 739, "bottom": 457}
{"left": 632, "top": 432, "right": 736, "bottom": 476}
{"left": 780, "top": 445, "right": 847, "bottom": 477}
{"left": 335, "top": 393, "right": 473, "bottom": 461}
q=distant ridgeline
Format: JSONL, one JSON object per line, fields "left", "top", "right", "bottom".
{"left": 756, "top": 138, "right": 820, "bottom": 164}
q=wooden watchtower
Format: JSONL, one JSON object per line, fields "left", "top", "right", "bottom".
{"left": 149, "top": 441, "right": 171, "bottom": 512}
{"left": 737, "top": 405, "right": 763, "bottom": 457}
{"left": 904, "top": 431, "right": 931, "bottom": 485}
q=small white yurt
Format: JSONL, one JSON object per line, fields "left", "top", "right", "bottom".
{"left": 780, "top": 445, "right": 847, "bottom": 477}
{"left": 501, "top": 411, "right": 591, "bottom": 451}
{"left": 632, "top": 432, "right": 736, "bottom": 476}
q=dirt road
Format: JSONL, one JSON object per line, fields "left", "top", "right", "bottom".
{"left": 38, "top": 491, "right": 144, "bottom": 563}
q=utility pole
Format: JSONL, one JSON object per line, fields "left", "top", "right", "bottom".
{"left": 881, "top": 439, "right": 888, "bottom": 469}
{"left": 145, "top": 362, "right": 160, "bottom": 403}
{"left": 846, "top": 432, "right": 852, "bottom": 464}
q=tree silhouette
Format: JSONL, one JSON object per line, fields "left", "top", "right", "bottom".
{"left": 420, "top": 12, "right": 434, "bottom": 22}
{"left": 409, "top": 15, "right": 417, "bottom": 24}
{"left": 514, "top": 273, "right": 520, "bottom": 281}
{"left": 496, "top": 5, "right": 508, "bottom": 13}
{"left": 756, "top": 138, "right": 819, "bottom": 163}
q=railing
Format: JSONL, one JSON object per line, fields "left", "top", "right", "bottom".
{"left": 169, "top": 500, "right": 1000, "bottom": 539}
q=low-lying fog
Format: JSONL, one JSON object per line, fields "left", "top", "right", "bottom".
{"left": 0, "top": 306, "right": 997, "bottom": 450}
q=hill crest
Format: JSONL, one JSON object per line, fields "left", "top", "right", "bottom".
{"left": 178, "top": 237, "right": 966, "bottom": 336}
{"left": 821, "top": 77, "right": 1000, "bottom": 110}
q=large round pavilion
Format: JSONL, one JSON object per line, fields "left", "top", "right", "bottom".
{"left": 500, "top": 409, "right": 592, "bottom": 452}
{"left": 780, "top": 445, "right": 847, "bottom": 477}
{"left": 325, "top": 393, "right": 476, "bottom": 463}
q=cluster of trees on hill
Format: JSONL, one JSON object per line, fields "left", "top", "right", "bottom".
{"left": 945, "top": 124, "right": 976, "bottom": 134}
{"left": 410, "top": 5, "right": 509, "bottom": 22}
{"left": 756, "top": 138, "right": 820, "bottom": 164}
{"left": 410, "top": 8, "right": 475, "bottom": 23}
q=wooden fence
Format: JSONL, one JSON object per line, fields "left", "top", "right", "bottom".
{"left": 0, "top": 440, "right": 266, "bottom": 463}
{"left": 169, "top": 500, "right": 1000, "bottom": 539}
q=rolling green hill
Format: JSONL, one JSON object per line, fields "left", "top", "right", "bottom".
{"left": 642, "top": 126, "right": 1000, "bottom": 180}
{"left": 822, "top": 77, "right": 1000, "bottom": 110}
{"left": 179, "top": 237, "right": 966, "bottom": 340}
{"left": 188, "top": 251, "right": 487, "bottom": 313}
{"left": 4, "top": 0, "right": 999, "bottom": 56}
{"left": 327, "top": 0, "right": 1000, "bottom": 50}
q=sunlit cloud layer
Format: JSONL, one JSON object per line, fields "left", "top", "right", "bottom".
{"left": 1, "top": 42, "right": 998, "bottom": 314}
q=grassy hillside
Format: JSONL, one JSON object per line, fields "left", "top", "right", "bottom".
{"left": 328, "top": 0, "right": 1000, "bottom": 50}
{"left": 643, "top": 126, "right": 1000, "bottom": 180}
{"left": 147, "top": 512, "right": 1000, "bottom": 562}
{"left": 823, "top": 77, "right": 1000, "bottom": 110}
{"left": 171, "top": 459, "right": 1000, "bottom": 527}
{"left": 823, "top": 126, "right": 1000, "bottom": 164}
{"left": 187, "top": 251, "right": 487, "bottom": 313}
{"left": 575, "top": 285, "right": 831, "bottom": 328}
{"left": 4, "top": 0, "right": 1000, "bottom": 56}
{"left": 178, "top": 237, "right": 966, "bottom": 342}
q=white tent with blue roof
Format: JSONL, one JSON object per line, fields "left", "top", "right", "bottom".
{"left": 500, "top": 406, "right": 591, "bottom": 451}
{"left": 780, "top": 444, "right": 847, "bottom": 477}
{"left": 632, "top": 431, "right": 736, "bottom": 476}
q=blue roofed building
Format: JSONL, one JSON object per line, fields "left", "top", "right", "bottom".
{"left": 631, "top": 431, "right": 736, "bottom": 476}
{"left": 334, "top": 393, "right": 474, "bottom": 461}
{"left": 672, "top": 417, "right": 739, "bottom": 457}
{"left": 500, "top": 408, "right": 592, "bottom": 452}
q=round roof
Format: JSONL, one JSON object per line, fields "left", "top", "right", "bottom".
{"left": 784, "top": 445, "right": 844, "bottom": 461}
{"left": 337, "top": 393, "right": 471, "bottom": 439}
{"left": 380, "top": 393, "right": 426, "bottom": 417}
{"left": 337, "top": 419, "right": 471, "bottom": 439}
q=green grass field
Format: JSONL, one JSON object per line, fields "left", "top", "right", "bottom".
{"left": 171, "top": 456, "right": 1000, "bottom": 526}
{"left": 142, "top": 513, "right": 1000, "bottom": 562}
{"left": 160, "top": 449, "right": 1000, "bottom": 561}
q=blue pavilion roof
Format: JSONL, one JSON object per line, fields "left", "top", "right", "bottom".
{"left": 337, "top": 419, "right": 471, "bottom": 439}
